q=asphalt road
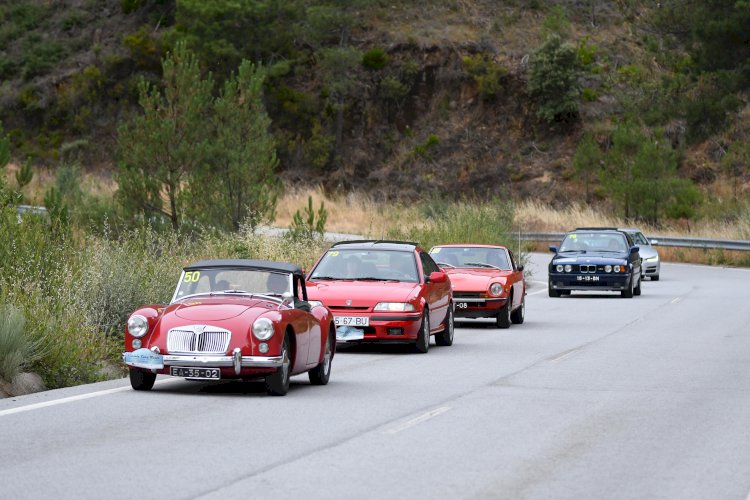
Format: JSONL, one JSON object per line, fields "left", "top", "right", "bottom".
{"left": 2, "top": 254, "right": 750, "bottom": 500}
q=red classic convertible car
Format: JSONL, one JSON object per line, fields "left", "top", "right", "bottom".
{"left": 306, "top": 240, "right": 454, "bottom": 353}
{"left": 429, "top": 244, "right": 526, "bottom": 328}
{"left": 122, "top": 259, "right": 335, "bottom": 396}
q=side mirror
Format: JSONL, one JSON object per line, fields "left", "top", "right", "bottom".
{"left": 630, "top": 246, "right": 640, "bottom": 255}
{"left": 517, "top": 265, "right": 524, "bottom": 272}
{"left": 428, "top": 271, "right": 448, "bottom": 283}
{"left": 279, "top": 291, "right": 294, "bottom": 309}
{"left": 549, "top": 246, "right": 558, "bottom": 253}
{"left": 650, "top": 239, "right": 658, "bottom": 246}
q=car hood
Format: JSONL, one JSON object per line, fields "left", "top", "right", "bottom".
{"left": 445, "top": 269, "right": 510, "bottom": 291}
{"left": 166, "top": 296, "right": 276, "bottom": 321}
{"left": 306, "top": 280, "right": 419, "bottom": 307}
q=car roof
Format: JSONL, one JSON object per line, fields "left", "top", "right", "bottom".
{"left": 330, "top": 240, "right": 419, "bottom": 251}
{"left": 431, "top": 243, "right": 508, "bottom": 250}
{"left": 617, "top": 227, "right": 641, "bottom": 233}
{"left": 184, "top": 259, "right": 303, "bottom": 275}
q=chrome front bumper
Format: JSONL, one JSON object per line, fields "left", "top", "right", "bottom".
{"left": 124, "top": 347, "right": 283, "bottom": 376}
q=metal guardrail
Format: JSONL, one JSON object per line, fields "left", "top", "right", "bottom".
{"left": 517, "top": 232, "right": 750, "bottom": 252}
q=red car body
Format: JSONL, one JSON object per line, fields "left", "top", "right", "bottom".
{"left": 122, "top": 259, "right": 335, "bottom": 396}
{"left": 305, "top": 240, "right": 454, "bottom": 353}
{"left": 429, "top": 244, "right": 526, "bottom": 328}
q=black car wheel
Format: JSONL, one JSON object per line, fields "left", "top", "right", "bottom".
{"left": 129, "top": 368, "right": 156, "bottom": 391}
{"left": 309, "top": 328, "right": 334, "bottom": 385}
{"left": 634, "top": 277, "right": 642, "bottom": 296}
{"left": 511, "top": 295, "right": 525, "bottom": 324}
{"left": 435, "top": 306, "right": 454, "bottom": 346}
{"left": 496, "top": 299, "right": 511, "bottom": 329}
{"left": 621, "top": 277, "right": 634, "bottom": 298}
{"left": 548, "top": 286, "right": 561, "bottom": 298}
{"left": 265, "top": 333, "right": 292, "bottom": 396}
{"left": 651, "top": 275, "right": 660, "bottom": 281}
{"left": 413, "top": 312, "right": 430, "bottom": 353}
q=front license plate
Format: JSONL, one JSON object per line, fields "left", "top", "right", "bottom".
{"left": 170, "top": 367, "right": 220, "bottom": 380}
{"left": 334, "top": 316, "right": 369, "bottom": 327}
{"left": 456, "top": 302, "right": 469, "bottom": 309}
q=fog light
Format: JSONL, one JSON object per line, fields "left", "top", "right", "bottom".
{"left": 132, "top": 339, "right": 142, "bottom": 349}
{"left": 387, "top": 327, "right": 403, "bottom": 336}
{"left": 259, "top": 343, "right": 269, "bottom": 353}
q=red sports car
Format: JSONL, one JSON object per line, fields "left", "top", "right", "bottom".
{"left": 305, "top": 240, "right": 453, "bottom": 353}
{"left": 428, "top": 244, "right": 526, "bottom": 328}
{"left": 122, "top": 259, "right": 335, "bottom": 396}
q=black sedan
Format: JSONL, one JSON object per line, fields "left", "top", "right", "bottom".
{"left": 548, "top": 228, "right": 642, "bottom": 298}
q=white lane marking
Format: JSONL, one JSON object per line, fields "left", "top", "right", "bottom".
{"left": 528, "top": 280, "right": 549, "bottom": 296}
{"left": 0, "top": 378, "right": 180, "bottom": 417}
{"left": 670, "top": 297, "right": 682, "bottom": 305}
{"left": 549, "top": 349, "right": 580, "bottom": 363}
{"left": 383, "top": 406, "right": 452, "bottom": 435}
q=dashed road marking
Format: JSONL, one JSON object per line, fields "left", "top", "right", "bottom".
{"left": 383, "top": 406, "right": 452, "bottom": 435}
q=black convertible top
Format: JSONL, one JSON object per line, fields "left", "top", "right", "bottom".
{"left": 184, "top": 259, "right": 303, "bottom": 275}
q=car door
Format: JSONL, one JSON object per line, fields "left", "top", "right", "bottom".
{"left": 507, "top": 249, "right": 525, "bottom": 308}
{"left": 419, "top": 251, "right": 450, "bottom": 329}
{"left": 295, "top": 276, "right": 321, "bottom": 367}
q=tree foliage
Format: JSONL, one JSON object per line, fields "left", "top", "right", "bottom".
{"left": 528, "top": 35, "right": 582, "bottom": 123}
{"left": 573, "top": 131, "right": 602, "bottom": 204}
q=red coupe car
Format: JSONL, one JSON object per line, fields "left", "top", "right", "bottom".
{"left": 122, "top": 259, "right": 335, "bottom": 396}
{"left": 429, "top": 244, "right": 526, "bottom": 328}
{"left": 305, "top": 240, "right": 453, "bottom": 353}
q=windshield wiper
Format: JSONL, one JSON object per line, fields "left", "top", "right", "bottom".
{"left": 310, "top": 276, "right": 347, "bottom": 281}
{"left": 465, "top": 262, "right": 500, "bottom": 269}
{"left": 560, "top": 250, "right": 586, "bottom": 253}
{"left": 219, "top": 289, "right": 251, "bottom": 294}
{"left": 436, "top": 262, "right": 455, "bottom": 268}
{"left": 356, "top": 277, "right": 400, "bottom": 282}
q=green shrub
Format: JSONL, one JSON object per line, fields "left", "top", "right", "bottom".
{"left": 288, "top": 195, "right": 328, "bottom": 241}
{"left": 362, "top": 48, "right": 388, "bottom": 70}
{"left": 380, "top": 75, "right": 410, "bottom": 100}
{"left": 22, "top": 41, "right": 66, "bottom": 80}
{"left": 528, "top": 35, "right": 582, "bottom": 123}
{"left": 0, "top": 304, "right": 45, "bottom": 382}
{"left": 463, "top": 54, "right": 508, "bottom": 100}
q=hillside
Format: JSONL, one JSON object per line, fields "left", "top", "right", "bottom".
{"left": 1, "top": 0, "right": 749, "bottom": 218}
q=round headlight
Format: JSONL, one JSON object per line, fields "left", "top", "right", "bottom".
{"left": 489, "top": 283, "right": 503, "bottom": 296}
{"left": 252, "top": 318, "right": 275, "bottom": 341}
{"left": 556, "top": 264, "right": 564, "bottom": 272}
{"left": 614, "top": 265, "right": 622, "bottom": 273}
{"left": 127, "top": 315, "right": 149, "bottom": 338}
{"left": 564, "top": 264, "right": 572, "bottom": 273}
{"left": 605, "top": 265, "right": 612, "bottom": 273}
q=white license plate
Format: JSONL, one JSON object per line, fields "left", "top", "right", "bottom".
{"left": 334, "top": 316, "right": 369, "bottom": 327}
{"left": 170, "top": 367, "right": 220, "bottom": 379}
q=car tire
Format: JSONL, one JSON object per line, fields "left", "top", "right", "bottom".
{"left": 308, "top": 328, "right": 334, "bottom": 386}
{"left": 435, "top": 306, "right": 454, "bottom": 346}
{"left": 412, "top": 312, "right": 430, "bottom": 353}
{"left": 511, "top": 295, "right": 525, "bottom": 324}
{"left": 634, "top": 277, "right": 642, "bottom": 296}
{"left": 129, "top": 368, "right": 156, "bottom": 391}
{"left": 265, "top": 333, "right": 292, "bottom": 396}
{"left": 548, "top": 286, "right": 561, "bottom": 298}
{"left": 496, "top": 299, "right": 511, "bottom": 329}
{"left": 621, "top": 277, "right": 634, "bottom": 298}
{"left": 651, "top": 275, "right": 660, "bottom": 281}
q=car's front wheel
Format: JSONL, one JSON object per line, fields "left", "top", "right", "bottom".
{"left": 548, "top": 286, "right": 561, "bottom": 298}
{"left": 634, "top": 277, "right": 642, "bottom": 296}
{"left": 265, "top": 333, "right": 292, "bottom": 396}
{"left": 129, "top": 368, "right": 156, "bottom": 391}
{"left": 413, "top": 312, "right": 430, "bottom": 353}
{"left": 309, "top": 328, "right": 334, "bottom": 385}
{"left": 651, "top": 274, "right": 660, "bottom": 281}
{"left": 621, "top": 277, "right": 634, "bottom": 298}
{"left": 435, "top": 306, "right": 454, "bottom": 346}
{"left": 496, "top": 299, "right": 511, "bottom": 329}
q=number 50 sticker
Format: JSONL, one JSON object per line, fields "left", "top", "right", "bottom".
{"left": 183, "top": 271, "right": 201, "bottom": 282}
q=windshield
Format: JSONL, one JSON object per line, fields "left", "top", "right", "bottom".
{"left": 559, "top": 232, "right": 628, "bottom": 253}
{"left": 173, "top": 268, "right": 291, "bottom": 302}
{"left": 429, "top": 246, "right": 511, "bottom": 270}
{"left": 630, "top": 232, "right": 649, "bottom": 245}
{"left": 309, "top": 249, "right": 418, "bottom": 282}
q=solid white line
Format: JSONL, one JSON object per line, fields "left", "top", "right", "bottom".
{"left": 0, "top": 378, "right": 180, "bottom": 418}
{"left": 383, "top": 406, "right": 452, "bottom": 435}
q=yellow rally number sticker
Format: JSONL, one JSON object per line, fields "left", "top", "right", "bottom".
{"left": 183, "top": 271, "right": 201, "bottom": 282}
{"left": 329, "top": 251, "right": 339, "bottom": 257}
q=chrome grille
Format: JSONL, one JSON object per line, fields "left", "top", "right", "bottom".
{"left": 167, "top": 326, "right": 231, "bottom": 354}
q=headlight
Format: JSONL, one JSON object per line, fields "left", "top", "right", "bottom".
{"left": 564, "top": 264, "right": 572, "bottom": 273}
{"left": 308, "top": 300, "right": 324, "bottom": 308}
{"left": 489, "top": 283, "right": 503, "bottom": 296}
{"left": 646, "top": 256, "right": 659, "bottom": 262}
{"left": 605, "top": 265, "right": 612, "bottom": 273}
{"left": 374, "top": 302, "right": 416, "bottom": 312}
{"left": 614, "top": 265, "right": 622, "bottom": 273}
{"left": 556, "top": 264, "right": 564, "bottom": 272}
{"left": 127, "top": 315, "right": 149, "bottom": 338}
{"left": 252, "top": 318, "right": 275, "bottom": 341}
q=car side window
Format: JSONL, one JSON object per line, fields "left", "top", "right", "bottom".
{"left": 419, "top": 252, "right": 440, "bottom": 278}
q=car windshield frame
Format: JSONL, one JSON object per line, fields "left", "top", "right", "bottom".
{"left": 308, "top": 248, "right": 419, "bottom": 283}
{"left": 171, "top": 267, "right": 292, "bottom": 303}
{"left": 430, "top": 246, "right": 512, "bottom": 271}
{"left": 559, "top": 232, "right": 629, "bottom": 253}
